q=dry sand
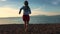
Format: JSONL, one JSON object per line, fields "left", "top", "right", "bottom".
{"left": 0, "top": 24, "right": 60, "bottom": 34}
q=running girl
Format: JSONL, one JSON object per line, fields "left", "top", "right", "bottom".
{"left": 19, "top": 1, "right": 31, "bottom": 32}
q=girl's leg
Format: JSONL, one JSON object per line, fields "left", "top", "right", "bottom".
{"left": 26, "top": 21, "right": 29, "bottom": 31}
{"left": 24, "top": 21, "right": 27, "bottom": 32}
{"left": 26, "top": 15, "right": 30, "bottom": 32}
{"left": 27, "top": 21, "right": 29, "bottom": 24}
{"left": 24, "top": 21, "right": 29, "bottom": 32}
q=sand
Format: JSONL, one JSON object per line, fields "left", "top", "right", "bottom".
{"left": 0, "top": 24, "right": 60, "bottom": 34}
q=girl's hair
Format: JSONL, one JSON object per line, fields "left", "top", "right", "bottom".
{"left": 24, "top": 1, "right": 30, "bottom": 10}
{"left": 24, "top": 1, "right": 28, "bottom": 6}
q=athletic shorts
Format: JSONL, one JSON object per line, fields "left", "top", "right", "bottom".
{"left": 22, "top": 15, "right": 30, "bottom": 21}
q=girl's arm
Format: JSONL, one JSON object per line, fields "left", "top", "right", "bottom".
{"left": 19, "top": 6, "right": 24, "bottom": 14}
{"left": 29, "top": 8, "right": 31, "bottom": 14}
{"left": 19, "top": 9, "right": 22, "bottom": 14}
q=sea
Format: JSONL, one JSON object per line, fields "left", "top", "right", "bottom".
{"left": 0, "top": 15, "right": 60, "bottom": 24}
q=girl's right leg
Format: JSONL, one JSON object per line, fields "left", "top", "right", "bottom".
{"left": 26, "top": 21, "right": 29, "bottom": 31}
{"left": 24, "top": 21, "right": 26, "bottom": 31}
{"left": 24, "top": 21, "right": 29, "bottom": 32}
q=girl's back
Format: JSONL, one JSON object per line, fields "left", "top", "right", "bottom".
{"left": 21, "top": 6, "right": 31, "bottom": 15}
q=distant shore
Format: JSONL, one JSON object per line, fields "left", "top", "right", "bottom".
{"left": 0, "top": 24, "right": 60, "bottom": 34}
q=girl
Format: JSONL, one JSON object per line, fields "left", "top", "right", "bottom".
{"left": 19, "top": 1, "right": 31, "bottom": 32}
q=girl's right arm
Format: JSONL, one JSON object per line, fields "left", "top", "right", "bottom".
{"left": 19, "top": 6, "right": 24, "bottom": 14}
{"left": 19, "top": 9, "right": 21, "bottom": 14}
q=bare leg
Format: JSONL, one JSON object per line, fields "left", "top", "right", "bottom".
{"left": 24, "top": 21, "right": 27, "bottom": 32}
{"left": 24, "top": 21, "right": 29, "bottom": 32}
{"left": 26, "top": 21, "right": 29, "bottom": 31}
{"left": 24, "top": 20, "right": 29, "bottom": 32}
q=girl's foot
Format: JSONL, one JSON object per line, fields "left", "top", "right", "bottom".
{"left": 25, "top": 24, "right": 28, "bottom": 32}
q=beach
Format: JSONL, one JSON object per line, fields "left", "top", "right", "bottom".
{"left": 0, "top": 24, "right": 60, "bottom": 34}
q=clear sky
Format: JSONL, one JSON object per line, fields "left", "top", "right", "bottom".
{"left": 0, "top": 0, "right": 60, "bottom": 17}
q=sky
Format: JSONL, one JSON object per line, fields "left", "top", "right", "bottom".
{"left": 0, "top": 0, "right": 60, "bottom": 17}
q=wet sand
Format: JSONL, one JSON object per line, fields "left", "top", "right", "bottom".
{"left": 0, "top": 24, "right": 60, "bottom": 34}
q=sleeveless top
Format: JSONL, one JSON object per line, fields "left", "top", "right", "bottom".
{"left": 20, "top": 6, "right": 31, "bottom": 15}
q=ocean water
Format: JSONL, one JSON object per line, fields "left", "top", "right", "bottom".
{"left": 0, "top": 15, "right": 60, "bottom": 24}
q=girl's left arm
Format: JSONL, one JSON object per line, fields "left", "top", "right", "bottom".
{"left": 29, "top": 8, "right": 31, "bottom": 14}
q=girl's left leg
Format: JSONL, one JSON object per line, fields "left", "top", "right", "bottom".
{"left": 24, "top": 21, "right": 29, "bottom": 32}
{"left": 24, "top": 21, "right": 27, "bottom": 32}
{"left": 26, "top": 21, "right": 29, "bottom": 31}
{"left": 26, "top": 15, "right": 30, "bottom": 32}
